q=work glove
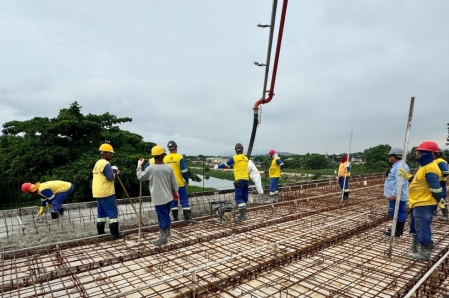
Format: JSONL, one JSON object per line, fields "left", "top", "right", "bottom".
{"left": 173, "top": 192, "right": 179, "bottom": 201}
{"left": 37, "top": 206, "right": 45, "bottom": 216}
{"left": 46, "top": 202, "right": 52, "bottom": 208}
{"left": 111, "top": 166, "right": 120, "bottom": 174}
{"left": 438, "top": 198, "right": 446, "bottom": 209}
{"left": 214, "top": 165, "right": 219, "bottom": 170}
{"left": 137, "top": 158, "right": 144, "bottom": 168}
{"left": 398, "top": 168, "right": 412, "bottom": 180}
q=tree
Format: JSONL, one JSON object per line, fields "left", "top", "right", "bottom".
{"left": 0, "top": 102, "right": 153, "bottom": 207}
{"left": 363, "top": 144, "right": 391, "bottom": 172}
{"left": 304, "top": 154, "right": 329, "bottom": 170}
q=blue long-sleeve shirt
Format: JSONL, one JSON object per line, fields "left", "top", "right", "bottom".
{"left": 384, "top": 161, "right": 410, "bottom": 201}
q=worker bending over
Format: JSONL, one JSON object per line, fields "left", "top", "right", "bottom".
{"left": 21, "top": 180, "right": 74, "bottom": 219}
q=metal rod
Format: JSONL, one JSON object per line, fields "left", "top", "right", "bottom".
{"left": 138, "top": 180, "right": 142, "bottom": 243}
{"left": 341, "top": 130, "right": 353, "bottom": 201}
{"left": 116, "top": 174, "right": 144, "bottom": 227}
{"left": 388, "top": 96, "right": 415, "bottom": 258}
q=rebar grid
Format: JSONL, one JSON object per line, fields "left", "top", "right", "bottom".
{"left": 2, "top": 191, "right": 388, "bottom": 297}
{"left": 3, "top": 174, "right": 448, "bottom": 298}
{"left": 218, "top": 224, "right": 449, "bottom": 298}
{"left": 0, "top": 176, "right": 384, "bottom": 252}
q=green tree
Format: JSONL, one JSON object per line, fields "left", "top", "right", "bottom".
{"left": 304, "top": 154, "right": 329, "bottom": 170}
{"left": 0, "top": 102, "right": 154, "bottom": 207}
{"left": 364, "top": 144, "right": 391, "bottom": 172}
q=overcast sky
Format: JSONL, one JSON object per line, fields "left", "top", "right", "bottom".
{"left": 1, "top": 1, "right": 448, "bottom": 156}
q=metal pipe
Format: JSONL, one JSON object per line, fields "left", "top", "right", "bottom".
{"left": 341, "top": 130, "right": 353, "bottom": 201}
{"left": 388, "top": 97, "right": 415, "bottom": 258}
{"left": 403, "top": 249, "right": 449, "bottom": 298}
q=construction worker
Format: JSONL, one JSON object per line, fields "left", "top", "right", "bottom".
{"left": 163, "top": 140, "right": 196, "bottom": 224}
{"left": 399, "top": 141, "right": 442, "bottom": 261}
{"left": 21, "top": 181, "right": 74, "bottom": 219}
{"left": 434, "top": 148, "right": 449, "bottom": 221}
{"left": 337, "top": 153, "right": 351, "bottom": 200}
{"left": 136, "top": 145, "right": 179, "bottom": 246}
{"left": 264, "top": 149, "right": 284, "bottom": 204}
{"left": 248, "top": 159, "right": 263, "bottom": 195}
{"left": 383, "top": 148, "right": 410, "bottom": 237}
{"left": 92, "top": 142, "right": 125, "bottom": 240}
{"left": 214, "top": 143, "right": 249, "bottom": 222}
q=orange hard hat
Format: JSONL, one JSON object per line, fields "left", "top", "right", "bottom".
{"left": 21, "top": 182, "right": 32, "bottom": 194}
{"left": 416, "top": 141, "right": 439, "bottom": 153}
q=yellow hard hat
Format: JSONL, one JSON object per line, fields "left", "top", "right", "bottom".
{"left": 99, "top": 143, "right": 115, "bottom": 153}
{"left": 151, "top": 145, "right": 165, "bottom": 156}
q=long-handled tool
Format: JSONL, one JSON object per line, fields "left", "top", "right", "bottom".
{"left": 388, "top": 97, "right": 415, "bottom": 258}
{"left": 116, "top": 174, "right": 144, "bottom": 227}
{"left": 340, "top": 130, "right": 353, "bottom": 201}
{"left": 138, "top": 180, "right": 142, "bottom": 243}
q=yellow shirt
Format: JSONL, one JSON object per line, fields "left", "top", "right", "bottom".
{"left": 269, "top": 157, "right": 282, "bottom": 178}
{"left": 408, "top": 161, "right": 442, "bottom": 208}
{"left": 163, "top": 153, "right": 187, "bottom": 187}
{"left": 92, "top": 159, "right": 115, "bottom": 198}
{"left": 232, "top": 154, "right": 249, "bottom": 181}
{"left": 338, "top": 162, "right": 351, "bottom": 177}
{"left": 38, "top": 181, "right": 71, "bottom": 198}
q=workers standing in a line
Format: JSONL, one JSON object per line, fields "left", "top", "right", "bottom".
{"left": 214, "top": 143, "right": 249, "bottom": 222}
{"left": 337, "top": 153, "right": 351, "bottom": 200}
{"left": 383, "top": 148, "right": 410, "bottom": 237}
{"left": 164, "top": 140, "right": 196, "bottom": 224}
{"left": 434, "top": 148, "right": 449, "bottom": 221}
{"left": 136, "top": 145, "right": 179, "bottom": 246}
{"left": 265, "top": 149, "right": 284, "bottom": 204}
{"left": 248, "top": 159, "right": 264, "bottom": 195}
{"left": 21, "top": 180, "right": 74, "bottom": 219}
{"left": 92, "top": 142, "right": 125, "bottom": 240}
{"left": 399, "top": 141, "right": 442, "bottom": 261}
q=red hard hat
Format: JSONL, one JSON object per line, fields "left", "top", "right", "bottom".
{"left": 21, "top": 182, "right": 32, "bottom": 194}
{"left": 268, "top": 149, "right": 276, "bottom": 157}
{"left": 416, "top": 141, "right": 439, "bottom": 153}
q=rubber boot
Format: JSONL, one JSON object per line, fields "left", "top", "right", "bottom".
{"left": 264, "top": 195, "right": 274, "bottom": 204}
{"left": 59, "top": 208, "right": 64, "bottom": 215}
{"left": 51, "top": 212, "right": 59, "bottom": 219}
{"left": 235, "top": 208, "right": 247, "bottom": 223}
{"left": 410, "top": 234, "right": 418, "bottom": 253}
{"left": 183, "top": 210, "right": 197, "bottom": 224}
{"left": 153, "top": 228, "right": 170, "bottom": 246}
{"left": 410, "top": 243, "right": 432, "bottom": 261}
{"left": 273, "top": 194, "right": 279, "bottom": 203}
{"left": 109, "top": 222, "right": 125, "bottom": 240}
{"left": 437, "top": 206, "right": 449, "bottom": 221}
{"left": 383, "top": 221, "right": 405, "bottom": 237}
{"left": 172, "top": 209, "right": 179, "bottom": 221}
{"left": 343, "top": 192, "right": 349, "bottom": 200}
{"left": 97, "top": 222, "right": 106, "bottom": 235}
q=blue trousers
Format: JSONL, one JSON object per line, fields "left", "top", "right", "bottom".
{"left": 155, "top": 202, "right": 171, "bottom": 229}
{"left": 170, "top": 186, "right": 190, "bottom": 210}
{"left": 409, "top": 205, "right": 437, "bottom": 245}
{"left": 97, "top": 194, "right": 119, "bottom": 223}
{"left": 388, "top": 199, "right": 407, "bottom": 223}
{"left": 269, "top": 178, "right": 279, "bottom": 195}
{"left": 338, "top": 177, "right": 349, "bottom": 192}
{"left": 50, "top": 184, "right": 74, "bottom": 212}
{"left": 235, "top": 180, "right": 249, "bottom": 209}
